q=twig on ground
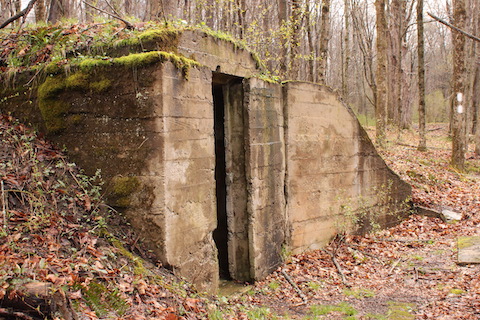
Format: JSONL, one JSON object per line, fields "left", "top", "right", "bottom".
{"left": 280, "top": 270, "right": 308, "bottom": 303}
{"left": 388, "top": 258, "right": 402, "bottom": 274}
{"left": 347, "top": 243, "right": 386, "bottom": 265}
{"left": 323, "top": 249, "right": 350, "bottom": 287}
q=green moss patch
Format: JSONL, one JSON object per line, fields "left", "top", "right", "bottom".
{"left": 109, "top": 176, "right": 140, "bottom": 207}
{"left": 109, "top": 236, "right": 146, "bottom": 276}
{"left": 37, "top": 76, "right": 69, "bottom": 133}
{"left": 386, "top": 301, "right": 415, "bottom": 320}
{"left": 36, "top": 71, "right": 114, "bottom": 133}
{"left": 38, "top": 76, "right": 65, "bottom": 100}
{"left": 90, "top": 79, "right": 112, "bottom": 93}
{"left": 79, "top": 58, "right": 113, "bottom": 72}
{"left": 115, "top": 28, "right": 179, "bottom": 48}
{"left": 65, "top": 72, "right": 89, "bottom": 90}
{"left": 81, "top": 281, "right": 128, "bottom": 317}
{"left": 112, "top": 51, "right": 199, "bottom": 77}
{"left": 308, "top": 302, "right": 357, "bottom": 318}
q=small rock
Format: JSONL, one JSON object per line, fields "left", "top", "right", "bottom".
{"left": 441, "top": 209, "right": 462, "bottom": 222}
{"left": 457, "top": 236, "right": 480, "bottom": 265}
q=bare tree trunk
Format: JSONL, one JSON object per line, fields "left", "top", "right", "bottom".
{"left": 149, "top": 0, "right": 161, "bottom": 20}
{"left": 451, "top": 0, "right": 467, "bottom": 170}
{"left": 237, "top": 0, "right": 246, "bottom": 39}
{"left": 342, "top": 0, "right": 350, "bottom": 97}
{"left": 124, "top": 0, "right": 132, "bottom": 16}
{"left": 306, "top": 0, "right": 316, "bottom": 82}
{"left": 375, "top": 0, "right": 388, "bottom": 146}
{"left": 288, "top": 0, "right": 302, "bottom": 80}
{"left": 48, "top": 0, "right": 67, "bottom": 23}
{"left": 417, "top": 0, "right": 427, "bottom": 151}
{"left": 35, "top": 0, "right": 46, "bottom": 23}
{"left": 389, "top": 0, "right": 407, "bottom": 127}
{"left": 14, "top": 0, "right": 20, "bottom": 13}
{"left": 474, "top": 5, "right": 480, "bottom": 155}
{"left": 474, "top": 63, "right": 480, "bottom": 156}
{"left": 277, "top": 0, "right": 288, "bottom": 79}
{"left": 318, "top": 0, "right": 331, "bottom": 85}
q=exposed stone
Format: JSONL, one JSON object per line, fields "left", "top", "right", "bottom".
{"left": 415, "top": 205, "right": 462, "bottom": 223}
{"left": 442, "top": 209, "right": 462, "bottom": 222}
{"left": 457, "top": 236, "right": 480, "bottom": 264}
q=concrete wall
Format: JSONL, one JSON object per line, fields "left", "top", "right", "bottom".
{"left": 284, "top": 82, "right": 411, "bottom": 253}
{"left": 177, "top": 30, "right": 260, "bottom": 78}
{"left": 157, "top": 63, "right": 218, "bottom": 291}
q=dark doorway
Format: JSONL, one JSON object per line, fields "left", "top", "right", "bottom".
{"left": 213, "top": 81, "right": 230, "bottom": 279}
{"left": 212, "top": 72, "right": 250, "bottom": 281}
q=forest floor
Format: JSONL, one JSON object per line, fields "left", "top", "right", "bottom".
{"left": 230, "top": 123, "right": 480, "bottom": 319}
{"left": 1, "top": 116, "right": 479, "bottom": 320}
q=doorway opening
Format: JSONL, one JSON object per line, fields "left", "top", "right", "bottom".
{"left": 213, "top": 79, "right": 229, "bottom": 279}
{"left": 212, "top": 72, "right": 250, "bottom": 281}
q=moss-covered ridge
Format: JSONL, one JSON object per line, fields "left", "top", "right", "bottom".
{"left": 36, "top": 50, "right": 198, "bottom": 134}
{"left": 78, "top": 50, "right": 200, "bottom": 76}
{"left": 0, "top": 21, "right": 262, "bottom": 75}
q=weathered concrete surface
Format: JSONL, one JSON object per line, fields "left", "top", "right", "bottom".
{"left": 244, "top": 78, "right": 286, "bottom": 280}
{"left": 178, "top": 30, "right": 260, "bottom": 78}
{"left": 458, "top": 236, "right": 480, "bottom": 264}
{"left": 283, "top": 82, "right": 411, "bottom": 253}
{"left": 157, "top": 63, "right": 218, "bottom": 291}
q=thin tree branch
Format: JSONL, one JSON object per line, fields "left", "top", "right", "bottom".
{"left": 280, "top": 270, "right": 308, "bottom": 303}
{"left": 104, "top": 0, "right": 122, "bottom": 18}
{"left": 0, "top": 0, "right": 38, "bottom": 30}
{"left": 81, "top": 0, "right": 134, "bottom": 30}
{"left": 428, "top": 12, "right": 480, "bottom": 43}
{"left": 323, "top": 249, "right": 350, "bottom": 287}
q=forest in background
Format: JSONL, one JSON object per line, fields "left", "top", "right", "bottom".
{"left": 1, "top": 0, "right": 479, "bottom": 169}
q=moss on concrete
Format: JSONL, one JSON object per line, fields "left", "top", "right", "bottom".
{"left": 79, "top": 58, "right": 113, "bottom": 72}
{"left": 44, "top": 62, "right": 62, "bottom": 75}
{"left": 113, "top": 51, "right": 162, "bottom": 68}
{"left": 37, "top": 72, "right": 111, "bottom": 133}
{"left": 110, "top": 176, "right": 140, "bottom": 207}
{"left": 90, "top": 79, "right": 111, "bottom": 93}
{"left": 65, "top": 72, "right": 89, "bottom": 90}
{"left": 109, "top": 236, "right": 146, "bottom": 276}
{"left": 112, "top": 51, "right": 199, "bottom": 78}
{"left": 457, "top": 236, "right": 480, "bottom": 249}
{"left": 38, "top": 76, "right": 65, "bottom": 100}
{"left": 115, "top": 28, "right": 179, "bottom": 48}
{"left": 37, "top": 76, "right": 69, "bottom": 133}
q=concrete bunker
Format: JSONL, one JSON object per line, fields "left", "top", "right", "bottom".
{"left": 0, "top": 29, "right": 412, "bottom": 293}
